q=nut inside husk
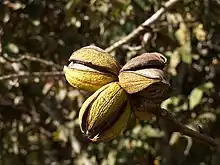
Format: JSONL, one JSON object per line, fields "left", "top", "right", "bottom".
{"left": 78, "top": 82, "right": 131, "bottom": 141}
{"left": 119, "top": 52, "right": 170, "bottom": 96}
{"left": 64, "top": 46, "right": 121, "bottom": 92}
{"left": 120, "top": 52, "right": 167, "bottom": 72}
{"left": 119, "top": 52, "right": 171, "bottom": 120}
{"left": 119, "top": 68, "right": 169, "bottom": 94}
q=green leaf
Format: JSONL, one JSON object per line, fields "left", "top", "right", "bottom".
{"left": 178, "top": 45, "right": 192, "bottom": 64}
{"left": 200, "top": 82, "right": 214, "bottom": 93}
{"left": 181, "top": 52, "right": 192, "bottom": 64}
{"left": 7, "top": 43, "right": 19, "bottom": 53}
{"left": 189, "top": 88, "right": 203, "bottom": 110}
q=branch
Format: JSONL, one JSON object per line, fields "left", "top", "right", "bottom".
{"left": 0, "top": 71, "right": 64, "bottom": 81}
{"left": 0, "top": 29, "right": 62, "bottom": 70}
{"left": 2, "top": 54, "right": 63, "bottom": 70}
{"left": 105, "top": 0, "right": 181, "bottom": 53}
{"left": 149, "top": 107, "right": 219, "bottom": 148}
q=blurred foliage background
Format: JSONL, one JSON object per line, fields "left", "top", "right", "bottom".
{"left": 1, "top": 0, "right": 220, "bottom": 165}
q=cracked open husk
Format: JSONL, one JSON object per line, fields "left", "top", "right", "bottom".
{"left": 119, "top": 52, "right": 171, "bottom": 120}
{"left": 119, "top": 52, "right": 170, "bottom": 94}
{"left": 78, "top": 82, "right": 131, "bottom": 142}
{"left": 64, "top": 46, "right": 121, "bottom": 92}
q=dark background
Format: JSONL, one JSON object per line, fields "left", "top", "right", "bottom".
{"left": 1, "top": 0, "right": 220, "bottom": 165}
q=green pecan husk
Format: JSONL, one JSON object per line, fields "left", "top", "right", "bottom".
{"left": 64, "top": 46, "right": 121, "bottom": 92}
{"left": 119, "top": 52, "right": 171, "bottom": 120}
{"left": 78, "top": 82, "right": 131, "bottom": 142}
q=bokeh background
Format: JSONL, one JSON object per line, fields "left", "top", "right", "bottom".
{"left": 1, "top": 0, "right": 220, "bottom": 165}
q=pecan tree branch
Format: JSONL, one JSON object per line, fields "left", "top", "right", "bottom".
{"left": 149, "top": 107, "right": 219, "bottom": 148}
{"left": 0, "top": 28, "right": 62, "bottom": 70}
{"left": 0, "top": 71, "right": 64, "bottom": 81}
{"left": 2, "top": 54, "right": 63, "bottom": 70}
{"left": 105, "top": 0, "right": 181, "bottom": 53}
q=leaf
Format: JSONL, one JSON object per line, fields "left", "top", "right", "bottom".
{"left": 189, "top": 88, "right": 203, "bottom": 110}
{"left": 181, "top": 51, "right": 192, "bottom": 64}
{"left": 200, "top": 81, "right": 214, "bottom": 93}
{"left": 162, "top": 95, "right": 188, "bottom": 112}
{"left": 53, "top": 126, "right": 68, "bottom": 142}
{"left": 166, "top": 51, "right": 180, "bottom": 76}
{"left": 193, "top": 24, "right": 207, "bottom": 41}
{"left": 175, "top": 22, "right": 192, "bottom": 64}
{"left": 189, "top": 82, "right": 213, "bottom": 110}
{"left": 7, "top": 43, "right": 19, "bottom": 53}
{"left": 140, "top": 125, "right": 164, "bottom": 138}
{"left": 175, "top": 22, "right": 190, "bottom": 46}
{"left": 178, "top": 45, "right": 192, "bottom": 64}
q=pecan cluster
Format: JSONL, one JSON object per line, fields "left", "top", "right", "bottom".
{"left": 64, "top": 46, "right": 170, "bottom": 142}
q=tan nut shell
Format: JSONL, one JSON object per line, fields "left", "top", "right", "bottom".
{"left": 120, "top": 52, "right": 167, "bottom": 72}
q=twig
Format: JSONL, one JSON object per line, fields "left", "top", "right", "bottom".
{"left": 0, "top": 71, "right": 64, "bottom": 81}
{"left": 149, "top": 107, "right": 219, "bottom": 148}
{"left": 122, "top": 45, "right": 142, "bottom": 51}
{"left": 2, "top": 54, "right": 63, "bottom": 70}
{"left": 0, "top": 28, "right": 62, "bottom": 70}
{"left": 105, "top": 0, "right": 181, "bottom": 53}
